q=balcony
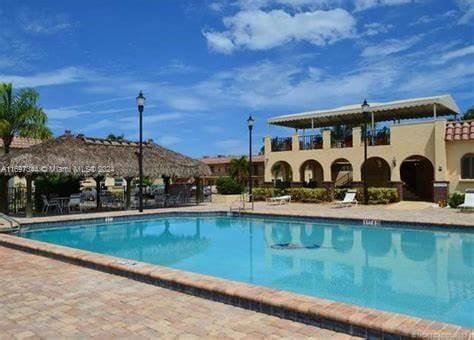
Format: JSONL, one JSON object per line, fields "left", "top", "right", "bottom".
{"left": 331, "top": 135, "right": 353, "bottom": 149}
{"left": 366, "top": 128, "right": 390, "bottom": 146}
{"left": 299, "top": 135, "right": 323, "bottom": 150}
{"left": 271, "top": 137, "right": 292, "bottom": 152}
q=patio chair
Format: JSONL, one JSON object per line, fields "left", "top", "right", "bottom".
{"left": 68, "top": 194, "right": 82, "bottom": 213}
{"left": 334, "top": 190, "right": 358, "bottom": 208}
{"left": 459, "top": 189, "right": 474, "bottom": 212}
{"left": 266, "top": 195, "right": 292, "bottom": 205}
{"left": 41, "top": 194, "right": 61, "bottom": 213}
{"left": 167, "top": 193, "right": 182, "bottom": 207}
{"left": 154, "top": 194, "right": 166, "bottom": 208}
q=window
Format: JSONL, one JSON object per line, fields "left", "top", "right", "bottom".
{"left": 461, "top": 154, "right": 474, "bottom": 179}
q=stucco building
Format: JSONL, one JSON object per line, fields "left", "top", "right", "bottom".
{"left": 264, "top": 95, "right": 474, "bottom": 202}
{"left": 201, "top": 155, "right": 265, "bottom": 187}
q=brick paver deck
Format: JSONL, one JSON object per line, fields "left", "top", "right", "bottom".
{"left": 0, "top": 246, "right": 357, "bottom": 339}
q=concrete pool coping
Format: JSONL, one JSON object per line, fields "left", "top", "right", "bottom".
{"left": 1, "top": 227, "right": 472, "bottom": 339}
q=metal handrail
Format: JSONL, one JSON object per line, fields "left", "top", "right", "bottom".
{"left": 0, "top": 213, "right": 19, "bottom": 230}
{"left": 271, "top": 137, "right": 292, "bottom": 152}
{"left": 299, "top": 135, "right": 323, "bottom": 150}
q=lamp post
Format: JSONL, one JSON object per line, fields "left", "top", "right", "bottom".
{"left": 362, "top": 99, "right": 370, "bottom": 205}
{"left": 136, "top": 91, "right": 146, "bottom": 212}
{"left": 247, "top": 115, "right": 254, "bottom": 210}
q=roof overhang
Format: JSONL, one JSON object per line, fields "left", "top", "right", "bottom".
{"left": 268, "top": 95, "right": 460, "bottom": 129}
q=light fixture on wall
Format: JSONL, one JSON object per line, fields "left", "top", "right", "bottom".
{"left": 438, "top": 165, "right": 443, "bottom": 172}
{"left": 392, "top": 157, "right": 396, "bottom": 168}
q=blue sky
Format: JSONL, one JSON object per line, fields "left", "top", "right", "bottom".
{"left": 0, "top": 0, "right": 473, "bottom": 157}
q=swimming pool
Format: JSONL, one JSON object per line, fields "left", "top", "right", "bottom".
{"left": 21, "top": 214, "right": 474, "bottom": 327}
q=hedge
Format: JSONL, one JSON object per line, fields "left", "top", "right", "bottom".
{"left": 335, "top": 187, "right": 398, "bottom": 204}
{"left": 253, "top": 186, "right": 398, "bottom": 204}
{"left": 215, "top": 177, "right": 244, "bottom": 194}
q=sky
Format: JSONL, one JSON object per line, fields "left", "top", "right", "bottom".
{"left": 0, "top": 0, "right": 473, "bottom": 157}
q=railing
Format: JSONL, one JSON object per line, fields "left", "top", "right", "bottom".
{"left": 366, "top": 128, "right": 390, "bottom": 146}
{"left": 331, "top": 134, "right": 353, "bottom": 148}
{"left": 271, "top": 137, "right": 292, "bottom": 152}
{"left": 8, "top": 187, "right": 32, "bottom": 214}
{"left": 299, "top": 135, "right": 323, "bottom": 150}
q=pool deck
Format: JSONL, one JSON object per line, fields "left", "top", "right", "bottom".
{"left": 0, "top": 246, "right": 353, "bottom": 339}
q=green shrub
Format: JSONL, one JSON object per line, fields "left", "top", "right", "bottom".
{"left": 215, "top": 177, "right": 244, "bottom": 195}
{"left": 448, "top": 192, "right": 465, "bottom": 208}
{"left": 252, "top": 187, "right": 281, "bottom": 201}
{"left": 286, "top": 188, "right": 329, "bottom": 203}
{"left": 336, "top": 187, "right": 398, "bottom": 204}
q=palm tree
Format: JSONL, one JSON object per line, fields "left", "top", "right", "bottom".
{"left": 0, "top": 83, "right": 52, "bottom": 154}
{"left": 464, "top": 106, "right": 474, "bottom": 120}
{"left": 0, "top": 83, "right": 52, "bottom": 213}
{"left": 228, "top": 156, "right": 249, "bottom": 186}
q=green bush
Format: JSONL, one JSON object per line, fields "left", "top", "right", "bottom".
{"left": 215, "top": 177, "right": 244, "bottom": 195}
{"left": 252, "top": 187, "right": 281, "bottom": 201}
{"left": 286, "top": 188, "right": 329, "bottom": 203}
{"left": 336, "top": 187, "right": 398, "bottom": 204}
{"left": 448, "top": 192, "right": 465, "bottom": 208}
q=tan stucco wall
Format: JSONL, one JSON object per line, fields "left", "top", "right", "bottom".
{"left": 265, "top": 120, "right": 443, "bottom": 185}
{"left": 446, "top": 140, "right": 474, "bottom": 193}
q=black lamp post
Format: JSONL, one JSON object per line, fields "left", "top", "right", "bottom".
{"left": 362, "top": 99, "right": 370, "bottom": 205}
{"left": 136, "top": 91, "right": 146, "bottom": 212}
{"left": 247, "top": 115, "right": 254, "bottom": 209}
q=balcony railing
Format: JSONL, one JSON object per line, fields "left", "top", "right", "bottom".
{"left": 366, "top": 128, "right": 390, "bottom": 146}
{"left": 299, "top": 135, "right": 323, "bottom": 150}
{"left": 271, "top": 137, "right": 292, "bottom": 152}
{"left": 331, "top": 135, "right": 353, "bottom": 148}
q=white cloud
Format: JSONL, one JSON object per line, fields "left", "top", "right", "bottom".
{"left": 204, "top": 8, "right": 356, "bottom": 53}
{"left": 19, "top": 10, "right": 72, "bottom": 35}
{"left": 433, "top": 45, "right": 474, "bottom": 64}
{"left": 456, "top": 0, "right": 474, "bottom": 24}
{"left": 0, "top": 67, "right": 93, "bottom": 88}
{"left": 363, "top": 22, "right": 392, "bottom": 36}
{"left": 354, "top": 0, "right": 414, "bottom": 11}
{"left": 360, "top": 36, "right": 422, "bottom": 58}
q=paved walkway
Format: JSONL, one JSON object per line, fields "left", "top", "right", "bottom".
{"left": 0, "top": 246, "right": 357, "bottom": 339}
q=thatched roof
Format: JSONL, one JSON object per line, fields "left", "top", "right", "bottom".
{"left": 0, "top": 133, "right": 210, "bottom": 178}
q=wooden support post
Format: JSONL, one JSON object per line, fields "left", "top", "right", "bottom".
{"left": 25, "top": 175, "right": 33, "bottom": 218}
{"left": 95, "top": 175, "right": 104, "bottom": 210}
{"left": 125, "top": 177, "right": 133, "bottom": 210}
{"left": 0, "top": 176, "right": 10, "bottom": 214}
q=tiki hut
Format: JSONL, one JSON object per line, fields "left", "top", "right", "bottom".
{"left": 0, "top": 132, "right": 211, "bottom": 216}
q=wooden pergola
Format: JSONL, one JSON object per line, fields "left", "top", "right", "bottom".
{"left": 0, "top": 133, "right": 211, "bottom": 217}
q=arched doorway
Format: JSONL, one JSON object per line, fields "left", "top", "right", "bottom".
{"left": 271, "top": 161, "right": 293, "bottom": 188}
{"left": 400, "top": 155, "right": 434, "bottom": 201}
{"left": 362, "top": 157, "right": 391, "bottom": 187}
{"left": 331, "top": 158, "right": 353, "bottom": 188}
{"left": 300, "top": 160, "right": 324, "bottom": 187}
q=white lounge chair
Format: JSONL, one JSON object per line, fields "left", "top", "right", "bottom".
{"left": 334, "top": 190, "right": 358, "bottom": 208}
{"left": 459, "top": 189, "right": 474, "bottom": 211}
{"left": 41, "top": 194, "right": 61, "bottom": 213}
{"left": 267, "top": 195, "right": 292, "bottom": 205}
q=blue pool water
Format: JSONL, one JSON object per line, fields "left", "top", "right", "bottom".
{"left": 21, "top": 214, "right": 474, "bottom": 327}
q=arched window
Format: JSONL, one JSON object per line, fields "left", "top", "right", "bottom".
{"left": 461, "top": 154, "right": 474, "bottom": 179}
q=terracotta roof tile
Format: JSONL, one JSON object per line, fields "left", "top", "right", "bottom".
{"left": 446, "top": 121, "right": 474, "bottom": 141}
{"left": 201, "top": 155, "right": 265, "bottom": 165}
{"left": 0, "top": 137, "right": 43, "bottom": 149}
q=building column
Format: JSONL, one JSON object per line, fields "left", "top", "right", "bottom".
{"left": 0, "top": 175, "right": 11, "bottom": 214}
{"left": 322, "top": 129, "right": 331, "bottom": 150}
{"left": 25, "top": 175, "right": 34, "bottom": 218}
{"left": 390, "top": 181, "right": 403, "bottom": 202}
